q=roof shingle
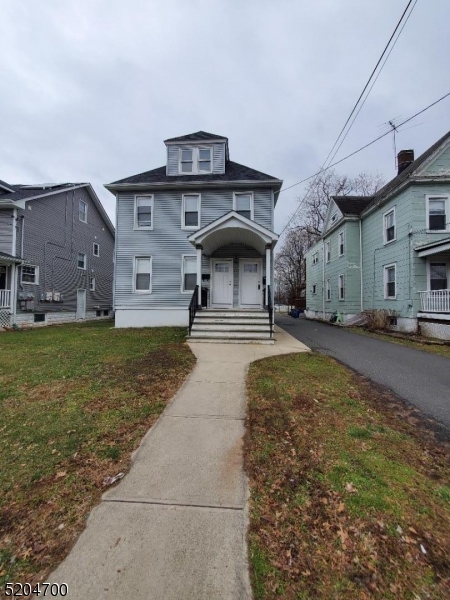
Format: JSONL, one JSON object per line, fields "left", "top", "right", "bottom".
{"left": 332, "top": 196, "right": 373, "bottom": 216}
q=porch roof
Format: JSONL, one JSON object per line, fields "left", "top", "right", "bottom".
{"left": 187, "top": 211, "right": 278, "bottom": 254}
{"left": 415, "top": 237, "right": 450, "bottom": 258}
{"left": 0, "top": 251, "right": 23, "bottom": 264}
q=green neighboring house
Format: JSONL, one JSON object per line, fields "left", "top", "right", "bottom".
{"left": 306, "top": 130, "right": 450, "bottom": 340}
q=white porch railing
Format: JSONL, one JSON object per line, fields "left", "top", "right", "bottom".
{"left": 0, "top": 290, "right": 11, "bottom": 308}
{"left": 419, "top": 290, "right": 450, "bottom": 313}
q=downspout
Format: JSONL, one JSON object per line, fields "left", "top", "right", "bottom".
{"left": 359, "top": 219, "right": 363, "bottom": 312}
{"left": 322, "top": 239, "right": 325, "bottom": 319}
{"left": 113, "top": 192, "right": 118, "bottom": 311}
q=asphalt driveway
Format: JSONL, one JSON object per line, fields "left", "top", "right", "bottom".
{"left": 276, "top": 314, "right": 450, "bottom": 431}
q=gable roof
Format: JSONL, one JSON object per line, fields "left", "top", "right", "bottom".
{"left": 108, "top": 160, "right": 281, "bottom": 186}
{"left": 332, "top": 196, "right": 373, "bottom": 216}
{"left": 164, "top": 131, "right": 227, "bottom": 144}
{"left": 0, "top": 180, "right": 16, "bottom": 193}
{"left": 364, "top": 130, "right": 450, "bottom": 210}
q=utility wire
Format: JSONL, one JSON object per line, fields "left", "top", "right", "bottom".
{"left": 279, "top": 0, "right": 417, "bottom": 239}
{"left": 326, "top": 0, "right": 418, "bottom": 168}
{"left": 278, "top": 90, "right": 450, "bottom": 236}
{"left": 320, "top": 0, "right": 415, "bottom": 171}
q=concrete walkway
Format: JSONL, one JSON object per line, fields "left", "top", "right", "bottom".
{"left": 51, "top": 326, "right": 309, "bottom": 599}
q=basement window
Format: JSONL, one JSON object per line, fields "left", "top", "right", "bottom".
{"left": 34, "top": 313, "right": 45, "bottom": 323}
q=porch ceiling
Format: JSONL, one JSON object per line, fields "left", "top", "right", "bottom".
{"left": 188, "top": 211, "right": 278, "bottom": 254}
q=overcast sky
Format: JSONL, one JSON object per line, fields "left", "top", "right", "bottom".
{"left": 1, "top": 0, "right": 449, "bottom": 233}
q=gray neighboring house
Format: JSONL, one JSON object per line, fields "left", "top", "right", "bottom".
{"left": 0, "top": 180, "right": 114, "bottom": 328}
{"left": 105, "top": 131, "right": 282, "bottom": 342}
{"left": 305, "top": 131, "right": 450, "bottom": 340}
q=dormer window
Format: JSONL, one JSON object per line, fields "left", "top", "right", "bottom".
{"left": 179, "top": 147, "right": 212, "bottom": 174}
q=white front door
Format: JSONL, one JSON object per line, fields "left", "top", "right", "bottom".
{"left": 240, "top": 259, "right": 262, "bottom": 308}
{"left": 76, "top": 289, "right": 86, "bottom": 320}
{"left": 211, "top": 260, "right": 233, "bottom": 308}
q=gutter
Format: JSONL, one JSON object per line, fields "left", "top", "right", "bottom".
{"left": 104, "top": 179, "right": 283, "bottom": 193}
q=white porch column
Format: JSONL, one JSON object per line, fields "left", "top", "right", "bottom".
{"left": 265, "top": 245, "right": 271, "bottom": 307}
{"left": 10, "top": 263, "right": 17, "bottom": 324}
{"left": 196, "top": 245, "right": 202, "bottom": 308}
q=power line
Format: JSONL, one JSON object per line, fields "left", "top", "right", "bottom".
{"left": 325, "top": 0, "right": 418, "bottom": 168}
{"left": 278, "top": 90, "right": 450, "bottom": 236}
{"left": 279, "top": 0, "right": 417, "bottom": 240}
{"left": 320, "top": 0, "right": 416, "bottom": 171}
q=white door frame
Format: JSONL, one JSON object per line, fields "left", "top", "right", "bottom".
{"left": 427, "top": 258, "right": 450, "bottom": 289}
{"left": 211, "top": 259, "right": 234, "bottom": 308}
{"left": 239, "top": 258, "right": 263, "bottom": 308}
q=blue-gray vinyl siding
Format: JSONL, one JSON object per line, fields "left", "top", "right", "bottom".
{"left": 0, "top": 209, "right": 14, "bottom": 255}
{"left": 115, "top": 187, "right": 273, "bottom": 309}
{"left": 15, "top": 187, "right": 114, "bottom": 314}
{"left": 166, "top": 143, "right": 226, "bottom": 176}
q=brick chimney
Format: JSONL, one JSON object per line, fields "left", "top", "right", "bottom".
{"left": 397, "top": 149, "right": 414, "bottom": 174}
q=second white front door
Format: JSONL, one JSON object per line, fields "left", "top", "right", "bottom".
{"left": 240, "top": 259, "right": 262, "bottom": 308}
{"left": 211, "top": 260, "right": 233, "bottom": 308}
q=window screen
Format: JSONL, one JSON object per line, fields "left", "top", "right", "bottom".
{"left": 429, "top": 199, "right": 446, "bottom": 230}
{"left": 235, "top": 194, "right": 251, "bottom": 220}
{"left": 184, "top": 195, "right": 199, "bottom": 227}
{"left": 183, "top": 256, "right": 197, "bottom": 291}
{"left": 386, "top": 266, "right": 396, "bottom": 298}
{"left": 136, "top": 197, "right": 152, "bottom": 228}
{"left": 135, "top": 257, "right": 151, "bottom": 290}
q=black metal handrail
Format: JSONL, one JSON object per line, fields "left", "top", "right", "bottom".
{"left": 268, "top": 284, "right": 273, "bottom": 338}
{"left": 188, "top": 285, "right": 199, "bottom": 336}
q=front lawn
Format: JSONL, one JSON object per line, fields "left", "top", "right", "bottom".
{"left": 0, "top": 321, "right": 195, "bottom": 588}
{"left": 245, "top": 353, "right": 450, "bottom": 599}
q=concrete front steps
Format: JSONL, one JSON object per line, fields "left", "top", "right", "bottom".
{"left": 188, "top": 309, "right": 274, "bottom": 344}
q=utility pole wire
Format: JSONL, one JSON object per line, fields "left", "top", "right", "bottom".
{"left": 320, "top": 0, "right": 415, "bottom": 171}
{"left": 278, "top": 90, "right": 450, "bottom": 236}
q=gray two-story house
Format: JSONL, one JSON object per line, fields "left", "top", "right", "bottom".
{"left": 106, "top": 131, "right": 282, "bottom": 342}
{"left": 0, "top": 181, "right": 114, "bottom": 328}
{"left": 306, "top": 130, "right": 450, "bottom": 340}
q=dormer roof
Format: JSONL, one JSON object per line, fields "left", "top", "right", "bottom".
{"left": 332, "top": 196, "right": 373, "bottom": 216}
{"left": 164, "top": 131, "right": 228, "bottom": 144}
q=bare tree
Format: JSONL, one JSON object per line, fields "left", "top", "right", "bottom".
{"left": 275, "top": 170, "right": 384, "bottom": 308}
{"left": 293, "top": 169, "right": 384, "bottom": 239}
{"left": 275, "top": 229, "right": 312, "bottom": 307}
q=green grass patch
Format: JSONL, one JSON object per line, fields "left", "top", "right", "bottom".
{"left": 0, "top": 321, "right": 195, "bottom": 588}
{"left": 245, "top": 352, "right": 450, "bottom": 599}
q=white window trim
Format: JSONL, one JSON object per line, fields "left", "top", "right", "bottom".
{"left": 133, "top": 255, "right": 153, "bottom": 293}
{"left": 21, "top": 265, "right": 39, "bottom": 285}
{"left": 77, "top": 253, "right": 86, "bottom": 270}
{"left": 181, "top": 194, "right": 201, "bottom": 230}
{"left": 181, "top": 254, "right": 197, "bottom": 294}
{"left": 89, "top": 276, "right": 96, "bottom": 291}
{"left": 383, "top": 207, "right": 396, "bottom": 245}
{"left": 79, "top": 200, "right": 87, "bottom": 223}
{"left": 427, "top": 259, "right": 449, "bottom": 291}
{"left": 326, "top": 278, "right": 331, "bottom": 301}
{"left": 134, "top": 194, "right": 154, "bottom": 230}
{"left": 312, "top": 252, "right": 319, "bottom": 265}
{"left": 93, "top": 242, "right": 100, "bottom": 257}
{"left": 384, "top": 263, "right": 397, "bottom": 300}
{"left": 178, "top": 147, "right": 212, "bottom": 175}
{"left": 338, "top": 273, "right": 345, "bottom": 300}
{"left": 326, "top": 240, "right": 331, "bottom": 263}
{"left": 233, "top": 192, "right": 254, "bottom": 221}
{"left": 338, "top": 230, "right": 345, "bottom": 257}
{"left": 426, "top": 195, "right": 450, "bottom": 232}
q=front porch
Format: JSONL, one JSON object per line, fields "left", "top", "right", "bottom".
{"left": 0, "top": 252, "right": 22, "bottom": 328}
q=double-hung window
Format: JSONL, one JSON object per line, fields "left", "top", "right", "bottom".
{"left": 338, "top": 274, "right": 345, "bottom": 300}
{"left": 427, "top": 196, "right": 449, "bottom": 231}
{"left": 312, "top": 252, "right": 319, "bottom": 265}
{"left": 179, "top": 147, "right": 212, "bottom": 173}
{"left": 77, "top": 253, "right": 86, "bottom": 270}
{"left": 182, "top": 194, "right": 200, "bottom": 229}
{"left": 134, "top": 257, "right": 152, "bottom": 292}
{"left": 182, "top": 255, "right": 197, "bottom": 292}
{"left": 429, "top": 263, "right": 447, "bottom": 290}
{"left": 384, "top": 208, "right": 396, "bottom": 243}
{"left": 93, "top": 242, "right": 100, "bottom": 257}
{"left": 384, "top": 264, "right": 396, "bottom": 299}
{"left": 21, "top": 265, "right": 39, "bottom": 284}
{"left": 79, "top": 200, "right": 87, "bottom": 223}
{"left": 312, "top": 284, "right": 317, "bottom": 294}
{"left": 234, "top": 192, "right": 253, "bottom": 220}
{"left": 134, "top": 196, "right": 153, "bottom": 229}
{"left": 89, "top": 276, "right": 96, "bottom": 291}
{"left": 338, "top": 231, "right": 345, "bottom": 256}
{"left": 326, "top": 240, "right": 331, "bottom": 263}
{"left": 326, "top": 279, "right": 331, "bottom": 301}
